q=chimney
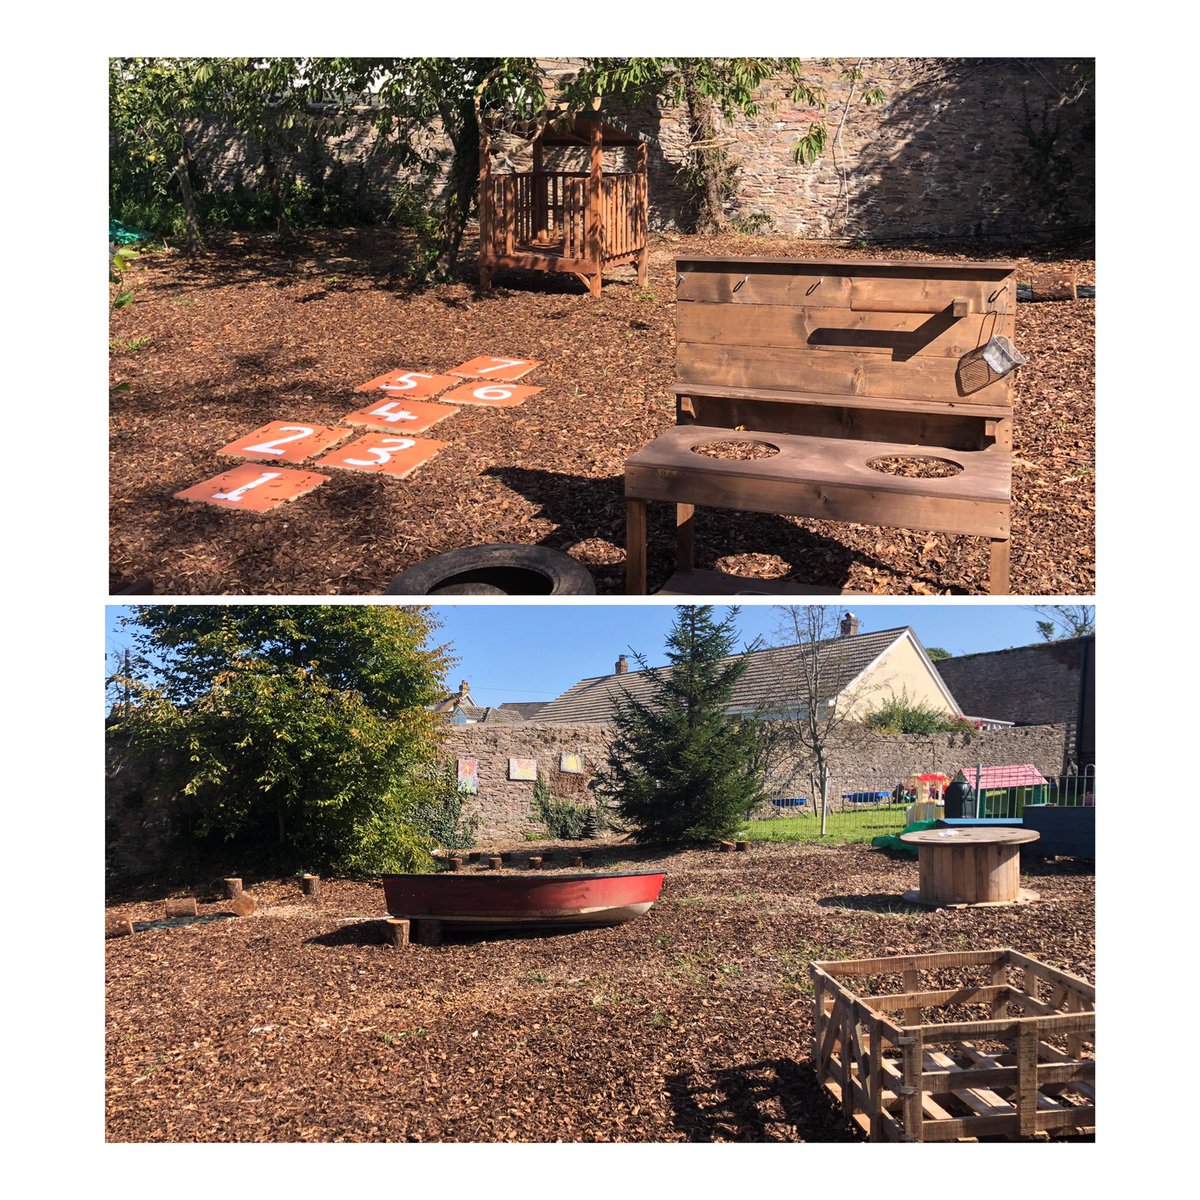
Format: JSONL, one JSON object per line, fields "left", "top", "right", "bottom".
{"left": 839, "top": 612, "right": 859, "bottom": 638}
{"left": 459, "top": 680, "right": 471, "bottom": 698}
{"left": 615, "top": 654, "right": 629, "bottom": 675}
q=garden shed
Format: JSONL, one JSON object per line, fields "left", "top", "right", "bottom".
{"left": 477, "top": 108, "right": 649, "bottom": 296}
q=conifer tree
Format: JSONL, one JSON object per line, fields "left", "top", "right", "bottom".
{"left": 595, "top": 607, "right": 765, "bottom": 844}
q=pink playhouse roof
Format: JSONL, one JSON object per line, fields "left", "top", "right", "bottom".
{"left": 965, "top": 764, "right": 1049, "bottom": 790}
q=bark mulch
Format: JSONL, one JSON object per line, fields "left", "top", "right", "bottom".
{"left": 105, "top": 841, "right": 1095, "bottom": 1142}
{"left": 109, "top": 230, "right": 1095, "bottom": 596}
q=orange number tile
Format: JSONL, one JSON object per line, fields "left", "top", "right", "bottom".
{"left": 174, "top": 465, "right": 329, "bottom": 512}
{"left": 217, "top": 421, "right": 347, "bottom": 463}
{"left": 342, "top": 398, "right": 460, "bottom": 433}
{"left": 448, "top": 356, "right": 542, "bottom": 381}
{"left": 441, "top": 381, "right": 543, "bottom": 408}
{"left": 315, "top": 434, "right": 448, "bottom": 479}
{"left": 354, "top": 368, "right": 460, "bottom": 397}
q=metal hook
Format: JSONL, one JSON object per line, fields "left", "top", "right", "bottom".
{"left": 676, "top": 273, "right": 685, "bottom": 290}
{"left": 732, "top": 274, "right": 749, "bottom": 294}
{"left": 806, "top": 276, "right": 824, "bottom": 296}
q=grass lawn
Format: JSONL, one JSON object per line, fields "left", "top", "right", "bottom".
{"left": 740, "top": 804, "right": 909, "bottom": 844}
{"left": 105, "top": 840, "right": 1094, "bottom": 1142}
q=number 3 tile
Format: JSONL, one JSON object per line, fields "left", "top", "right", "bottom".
{"left": 315, "top": 434, "right": 449, "bottom": 479}
{"left": 217, "top": 421, "right": 347, "bottom": 463}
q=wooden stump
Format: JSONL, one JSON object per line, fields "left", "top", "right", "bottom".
{"left": 569, "top": 855, "right": 584, "bottom": 867}
{"left": 106, "top": 918, "right": 134, "bottom": 939}
{"left": 384, "top": 918, "right": 410, "bottom": 949}
{"left": 413, "top": 919, "right": 443, "bottom": 947}
{"left": 165, "top": 898, "right": 198, "bottom": 918}
{"left": 300, "top": 874, "right": 321, "bottom": 900}
{"left": 448, "top": 857, "right": 463, "bottom": 872}
{"left": 226, "top": 894, "right": 256, "bottom": 917}
{"left": 719, "top": 841, "right": 735, "bottom": 853}
{"left": 500, "top": 852, "right": 513, "bottom": 862}
{"left": 488, "top": 856, "right": 503, "bottom": 870}
{"left": 735, "top": 841, "right": 749, "bottom": 853}
{"left": 221, "top": 877, "right": 243, "bottom": 900}
{"left": 528, "top": 856, "right": 543, "bottom": 870}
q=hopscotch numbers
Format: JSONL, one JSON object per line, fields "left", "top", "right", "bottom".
{"left": 442, "top": 381, "right": 543, "bottom": 408}
{"left": 354, "top": 369, "right": 459, "bottom": 397}
{"left": 213, "top": 471, "right": 281, "bottom": 502}
{"left": 241, "top": 426, "right": 315, "bottom": 456}
{"left": 365, "top": 401, "right": 420, "bottom": 424}
{"left": 449, "top": 356, "right": 542, "bottom": 381}
{"left": 380, "top": 371, "right": 433, "bottom": 391}
{"left": 344, "top": 437, "right": 416, "bottom": 466}
{"left": 217, "top": 421, "right": 346, "bottom": 464}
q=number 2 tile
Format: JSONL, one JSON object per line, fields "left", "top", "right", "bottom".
{"left": 217, "top": 421, "right": 347, "bottom": 464}
{"left": 315, "top": 434, "right": 449, "bottom": 479}
{"left": 174, "top": 465, "right": 330, "bottom": 512}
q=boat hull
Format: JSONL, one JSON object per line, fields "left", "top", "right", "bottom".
{"left": 381, "top": 870, "right": 666, "bottom": 931}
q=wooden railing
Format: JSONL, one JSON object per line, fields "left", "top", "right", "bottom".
{"left": 482, "top": 172, "right": 645, "bottom": 261}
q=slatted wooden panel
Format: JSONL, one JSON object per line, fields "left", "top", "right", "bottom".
{"left": 676, "top": 257, "right": 1019, "bottom": 410}
{"left": 810, "top": 950, "right": 1095, "bottom": 1142}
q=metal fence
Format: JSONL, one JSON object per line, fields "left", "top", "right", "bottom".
{"left": 741, "top": 764, "right": 1095, "bottom": 844}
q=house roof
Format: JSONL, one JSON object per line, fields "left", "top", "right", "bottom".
{"left": 536, "top": 627, "right": 927, "bottom": 724}
{"left": 498, "top": 702, "right": 548, "bottom": 720}
{"left": 457, "top": 703, "right": 525, "bottom": 725}
{"left": 964, "top": 764, "right": 1049, "bottom": 790}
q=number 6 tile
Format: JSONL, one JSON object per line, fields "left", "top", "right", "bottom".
{"left": 315, "top": 434, "right": 449, "bottom": 479}
{"left": 175, "top": 465, "right": 330, "bottom": 512}
{"left": 441, "top": 382, "right": 543, "bottom": 408}
{"left": 217, "top": 421, "right": 347, "bottom": 463}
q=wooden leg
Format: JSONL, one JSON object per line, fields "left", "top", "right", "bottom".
{"left": 637, "top": 245, "right": 649, "bottom": 287}
{"left": 588, "top": 268, "right": 602, "bottom": 298}
{"left": 676, "top": 503, "right": 695, "bottom": 572}
{"left": 988, "top": 538, "right": 1011, "bottom": 595}
{"left": 626, "top": 497, "right": 648, "bottom": 595}
{"left": 479, "top": 265, "right": 493, "bottom": 291}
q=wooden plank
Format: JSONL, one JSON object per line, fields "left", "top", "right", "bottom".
{"left": 676, "top": 342, "right": 1014, "bottom": 405}
{"left": 902, "top": 968, "right": 921, "bottom": 1026}
{"left": 919, "top": 1107, "right": 1095, "bottom": 1142}
{"left": 918, "top": 1012, "right": 1095, "bottom": 1041}
{"left": 860, "top": 984, "right": 1015, "bottom": 1013}
{"left": 924, "top": 1049, "right": 1011, "bottom": 1118}
{"left": 480, "top": 252, "right": 600, "bottom": 274}
{"left": 1005, "top": 951, "right": 1096, "bottom": 1003}
{"left": 654, "top": 567, "right": 864, "bottom": 597}
{"left": 625, "top": 498, "right": 647, "bottom": 595}
{"left": 901, "top": 1031, "right": 925, "bottom": 1141}
{"left": 678, "top": 302, "right": 996, "bottom": 359}
{"left": 868, "top": 1017, "right": 885, "bottom": 1142}
{"left": 819, "top": 949, "right": 1006, "bottom": 976}
{"left": 675, "top": 503, "right": 695, "bottom": 571}
{"left": 673, "top": 381, "right": 1012, "bottom": 417}
{"left": 678, "top": 254, "right": 1018, "bottom": 273}
{"left": 850, "top": 277, "right": 1009, "bottom": 316}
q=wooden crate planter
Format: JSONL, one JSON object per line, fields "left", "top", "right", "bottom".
{"left": 810, "top": 949, "right": 1094, "bottom": 1142}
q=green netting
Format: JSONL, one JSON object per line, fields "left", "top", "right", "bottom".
{"left": 871, "top": 819, "right": 939, "bottom": 855}
{"left": 110, "top": 218, "right": 152, "bottom": 245}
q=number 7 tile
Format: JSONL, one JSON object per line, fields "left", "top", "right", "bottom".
{"left": 449, "top": 356, "right": 542, "bottom": 381}
{"left": 217, "top": 421, "right": 347, "bottom": 463}
{"left": 315, "top": 434, "right": 448, "bottom": 479}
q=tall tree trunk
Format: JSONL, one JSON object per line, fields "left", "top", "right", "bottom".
{"left": 261, "top": 140, "right": 293, "bottom": 240}
{"left": 682, "top": 77, "right": 727, "bottom": 235}
{"left": 433, "top": 113, "right": 479, "bottom": 280}
{"left": 174, "top": 130, "right": 206, "bottom": 256}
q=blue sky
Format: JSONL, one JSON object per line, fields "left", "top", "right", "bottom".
{"left": 106, "top": 603, "right": 1081, "bottom": 708}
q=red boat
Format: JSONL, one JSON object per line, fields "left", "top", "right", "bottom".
{"left": 381, "top": 870, "right": 666, "bottom": 931}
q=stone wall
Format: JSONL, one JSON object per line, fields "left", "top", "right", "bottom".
{"left": 186, "top": 57, "right": 1093, "bottom": 243}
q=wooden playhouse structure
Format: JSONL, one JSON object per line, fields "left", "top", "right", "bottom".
{"left": 477, "top": 109, "right": 649, "bottom": 297}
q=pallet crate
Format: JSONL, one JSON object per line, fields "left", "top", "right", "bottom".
{"left": 810, "top": 948, "right": 1095, "bottom": 1142}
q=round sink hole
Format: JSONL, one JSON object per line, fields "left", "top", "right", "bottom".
{"left": 867, "top": 455, "right": 964, "bottom": 479}
{"left": 692, "top": 439, "right": 780, "bottom": 461}
{"left": 386, "top": 544, "right": 596, "bottom": 596}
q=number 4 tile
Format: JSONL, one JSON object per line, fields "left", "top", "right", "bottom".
{"left": 342, "top": 398, "right": 459, "bottom": 433}
{"left": 175, "top": 465, "right": 330, "bottom": 512}
{"left": 217, "top": 421, "right": 347, "bottom": 463}
{"left": 315, "top": 434, "right": 448, "bottom": 479}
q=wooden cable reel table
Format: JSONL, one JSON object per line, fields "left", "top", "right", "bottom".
{"left": 899, "top": 826, "right": 1040, "bottom": 908}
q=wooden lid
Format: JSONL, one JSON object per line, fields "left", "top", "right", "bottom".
{"left": 900, "top": 826, "right": 1040, "bottom": 846}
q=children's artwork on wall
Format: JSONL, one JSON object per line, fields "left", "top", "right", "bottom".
{"left": 508, "top": 757, "right": 537, "bottom": 781}
{"left": 457, "top": 759, "right": 478, "bottom": 794}
{"left": 560, "top": 752, "right": 584, "bottom": 775}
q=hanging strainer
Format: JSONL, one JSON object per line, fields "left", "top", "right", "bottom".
{"left": 956, "top": 334, "right": 1027, "bottom": 394}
